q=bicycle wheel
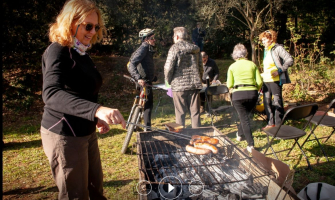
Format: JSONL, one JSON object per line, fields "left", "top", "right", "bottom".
{"left": 121, "top": 106, "right": 141, "bottom": 154}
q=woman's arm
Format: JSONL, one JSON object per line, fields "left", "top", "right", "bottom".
{"left": 275, "top": 45, "right": 294, "bottom": 72}
{"left": 42, "top": 47, "right": 100, "bottom": 122}
{"left": 164, "top": 46, "right": 177, "bottom": 84}
{"left": 226, "top": 67, "right": 234, "bottom": 89}
{"left": 255, "top": 66, "right": 263, "bottom": 91}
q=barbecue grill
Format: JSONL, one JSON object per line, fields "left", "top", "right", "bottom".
{"left": 135, "top": 127, "right": 297, "bottom": 200}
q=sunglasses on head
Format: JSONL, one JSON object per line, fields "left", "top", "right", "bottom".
{"left": 265, "top": 30, "right": 272, "bottom": 35}
{"left": 81, "top": 22, "right": 101, "bottom": 32}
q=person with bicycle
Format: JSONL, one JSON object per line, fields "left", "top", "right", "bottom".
{"left": 127, "top": 28, "right": 156, "bottom": 131}
{"left": 164, "top": 27, "right": 203, "bottom": 128}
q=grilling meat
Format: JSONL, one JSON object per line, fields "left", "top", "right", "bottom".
{"left": 189, "top": 139, "right": 202, "bottom": 145}
{"left": 194, "top": 142, "right": 218, "bottom": 154}
{"left": 186, "top": 145, "right": 212, "bottom": 155}
{"left": 191, "top": 135, "right": 219, "bottom": 145}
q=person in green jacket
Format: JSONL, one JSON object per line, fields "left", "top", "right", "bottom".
{"left": 227, "top": 44, "right": 263, "bottom": 152}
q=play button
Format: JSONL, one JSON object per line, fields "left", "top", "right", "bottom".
{"left": 158, "top": 176, "right": 182, "bottom": 199}
{"left": 168, "top": 183, "right": 174, "bottom": 193}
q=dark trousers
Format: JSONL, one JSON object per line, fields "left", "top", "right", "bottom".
{"left": 233, "top": 98, "right": 257, "bottom": 146}
{"left": 195, "top": 40, "right": 204, "bottom": 51}
{"left": 172, "top": 90, "right": 201, "bottom": 128}
{"left": 263, "top": 82, "right": 284, "bottom": 126}
{"left": 142, "top": 86, "right": 153, "bottom": 129}
{"left": 200, "top": 92, "right": 212, "bottom": 112}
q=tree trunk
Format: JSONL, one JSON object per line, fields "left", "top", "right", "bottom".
{"left": 250, "top": 30, "right": 258, "bottom": 65}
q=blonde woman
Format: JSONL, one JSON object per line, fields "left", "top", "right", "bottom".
{"left": 41, "top": 0, "right": 125, "bottom": 199}
{"left": 259, "top": 30, "right": 293, "bottom": 130}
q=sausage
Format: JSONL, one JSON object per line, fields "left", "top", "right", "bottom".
{"left": 204, "top": 138, "right": 219, "bottom": 145}
{"left": 194, "top": 142, "right": 218, "bottom": 154}
{"left": 185, "top": 145, "right": 212, "bottom": 155}
{"left": 189, "top": 139, "right": 203, "bottom": 145}
{"left": 192, "top": 135, "right": 210, "bottom": 140}
{"left": 191, "top": 135, "right": 219, "bottom": 145}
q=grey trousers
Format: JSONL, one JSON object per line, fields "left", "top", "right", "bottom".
{"left": 41, "top": 127, "right": 106, "bottom": 200}
{"left": 172, "top": 89, "right": 201, "bottom": 128}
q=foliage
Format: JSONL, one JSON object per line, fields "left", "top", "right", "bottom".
{"left": 194, "top": 0, "right": 287, "bottom": 63}
{"left": 287, "top": 0, "right": 335, "bottom": 59}
{"left": 2, "top": 0, "right": 66, "bottom": 111}
{"left": 287, "top": 21, "right": 335, "bottom": 102}
{"left": 98, "top": 0, "right": 197, "bottom": 56}
{"left": 2, "top": 0, "right": 335, "bottom": 113}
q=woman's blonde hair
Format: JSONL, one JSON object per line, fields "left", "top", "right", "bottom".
{"left": 259, "top": 29, "right": 277, "bottom": 43}
{"left": 49, "top": 0, "right": 105, "bottom": 47}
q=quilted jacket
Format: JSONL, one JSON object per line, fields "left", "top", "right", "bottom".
{"left": 164, "top": 40, "right": 203, "bottom": 91}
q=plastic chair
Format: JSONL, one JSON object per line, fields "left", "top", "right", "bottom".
{"left": 300, "top": 99, "right": 335, "bottom": 161}
{"left": 262, "top": 103, "right": 318, "bottom": 170}
{"left": 205, "top": 84, "right": 236, "bottom": 127}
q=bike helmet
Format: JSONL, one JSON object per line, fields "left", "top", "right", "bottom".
{"left": 139, "top": 28, "right": 155, "bottom": 41}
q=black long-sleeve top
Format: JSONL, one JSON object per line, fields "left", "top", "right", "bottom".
{"left": 41, "top": 42, "right": 102, "bottom": 137}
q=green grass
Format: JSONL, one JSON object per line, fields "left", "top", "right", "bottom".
{"left": 3, "top": 56, "right": 335, "bottom": 199}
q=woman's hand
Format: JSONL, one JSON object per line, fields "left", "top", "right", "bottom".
{"left": 138, "top": 79, "right": 146, "bottom": 86}
{"left": 271, "top": 70, "right": 279, "bottom": 77}
{"left": 96, "top": 119, "right": 110, "bottom": 134}
{"left": 95, "top": 106, "right": 126, "bottom": 129}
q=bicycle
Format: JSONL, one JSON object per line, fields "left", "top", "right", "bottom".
{"left": 121, "top": 74, "right": 149, "bottom": 154}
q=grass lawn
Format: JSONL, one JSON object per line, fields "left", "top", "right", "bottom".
{"left": 3, "top": 56, "right": 335, "bottom": 199}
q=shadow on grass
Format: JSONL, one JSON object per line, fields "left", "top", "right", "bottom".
{"left": 97, "top": 128, "right": 127, "bottom": 139}
{"left": 104, "top": 179, "right": 136, "bottom": 188}
{"left": 3, "top": 139, "right": 42, "bottom": 151}
{"left": 3, "top": 186, "right": 58, "bottom": 195}
{"left": 305, "top": 143, "right": 335, "bottom": 158}
{"left": 121, "top": 145, "right": 136, "bottom": 155}
{"left": 293, "top": 159, "right": 335, "bottom": 192}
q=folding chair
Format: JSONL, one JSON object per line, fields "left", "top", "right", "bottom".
{"left": 263, "top": 103, "right": 318, "bottom": 170}
{"left": 300, "top": 99, "right": 335, "bottom": 160}
{"left": 205, "top": 84, "right": 236, "bottom": 127}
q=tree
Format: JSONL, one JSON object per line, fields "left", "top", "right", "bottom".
{"left": 101, "top": 0, "right": 196, "bottom": 56}
{"left": 2, "top": 0, "right": 66, "bottom": 111}
{"left": 194, "top": 0, "right": 287, "bottom": 64}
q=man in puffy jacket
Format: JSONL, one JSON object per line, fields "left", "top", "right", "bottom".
{"left": 127, "top": 28, "right": 156, "bottom": 130}
{"left": 164, "top": 27, "right": 203, "bottom": 128}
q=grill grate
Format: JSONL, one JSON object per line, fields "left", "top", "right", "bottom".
{"left": 136, "top": 127, "right": 275, "bottom": 199}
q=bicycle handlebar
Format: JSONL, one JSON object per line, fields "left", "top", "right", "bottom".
{"left": 123, "top": 74, "right": 160, "bottom": 89}
{"left": 123, "top": 74, "right": 136, "bottom": 83}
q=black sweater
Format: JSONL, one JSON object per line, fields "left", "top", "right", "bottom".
{"left": 41, "top": 43, "right": 102, "bottom": 137}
